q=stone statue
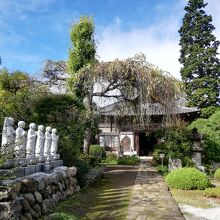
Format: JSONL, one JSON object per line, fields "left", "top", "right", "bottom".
{"left": 35, "top": 125, "right": 45, "bottom": 157}
{"left": 1, "top": 117, "right": 9, "bottom": 147}
{"left": 8, "top": 118, "right": 16, "bottom": 145}
{"left": 1, "top": 118, "right": 9, "bottom": 155}
{"left": 168, "top": 157, "right": 182, "bottom": 171}
{"left": 26, "top": 123, "right": 37, "bottom": 157}
{"left": 14, "top": 121, "right": 27, "bottom": 158}
{"left": 44, "top": 126, "right": 52, "bottom": 157}
{"left": 51, "top": 128, "right": 59, "bottom": 157}
{"left": 1, "top": 117, "right": 16, "bottom": 147}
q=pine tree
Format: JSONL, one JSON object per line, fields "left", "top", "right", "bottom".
{"left": 179, "top": 0, "right": 220, "bottom": 111}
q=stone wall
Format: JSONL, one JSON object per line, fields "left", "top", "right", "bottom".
{"left": 0, "top": 166, "right": 78, "bottom": 220}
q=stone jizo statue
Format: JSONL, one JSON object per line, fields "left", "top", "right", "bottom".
{"left": 1, "top": 117, "right": 9, "bottom": 147}
{"left": 44, "top": 126, "right": 52, "bottom": 157}
{"left": 51, "top": 128, "right": 59, "bottom": 157}
{"left": 1, "top": 116, "right": 61, "bottom": 168}
{"left": 26, "top": 123, "right": 37, "bottom": 157}
{"left": 1, "top": 117, "right": 16, "bottom": 156}
{"left": 8, "top": 118, "right": 16, "bottom": 145}
{"left": 35, "top": 125, "right": 45, "bottom": 157}
{"left": 1, "top": 117, "right": 16, "bottom": 146}
{"left": 15, "top": 121, "right": 27, "bottom": 158}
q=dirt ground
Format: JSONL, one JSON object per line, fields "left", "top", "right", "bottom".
{"left": 104, "top": 165, "right": 138, "bottom": 189}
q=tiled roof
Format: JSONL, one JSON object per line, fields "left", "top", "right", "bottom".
{"left": 99, "top": 102, "right": 199, "bottom": 116}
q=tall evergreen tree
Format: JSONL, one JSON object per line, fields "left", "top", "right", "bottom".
{"left": 179, "top": 0, "right": 220, "bottom": 111}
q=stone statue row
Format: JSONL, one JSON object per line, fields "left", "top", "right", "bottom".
{"left": 1, "top": 117, "right": 59, "bottom": 161}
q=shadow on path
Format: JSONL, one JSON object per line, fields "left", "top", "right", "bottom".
{"left": 50, "top": 165, "right": 138, "bottom": 220}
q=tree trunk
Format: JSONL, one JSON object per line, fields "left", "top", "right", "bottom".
{"left": 83, "top": 90, "right": 93, "bottom": 155}
{"left": 83, "top": 128, "right": 91, "bottom": 154}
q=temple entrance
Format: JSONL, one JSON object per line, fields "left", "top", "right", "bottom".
{"left": 139, "top": 132, "right": 157, "bottom": 156}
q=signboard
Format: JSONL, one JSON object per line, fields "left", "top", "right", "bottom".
{"left": 159, "top": 153, "right": 165, "bottom": 158}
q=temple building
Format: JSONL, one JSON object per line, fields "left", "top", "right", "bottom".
{"left": 98, "top": 102, "right": 199, "bottom": 156}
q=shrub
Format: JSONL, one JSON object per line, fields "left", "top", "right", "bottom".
{"left": 204, "top": 187, "right": 220, "bottom": 198}
{"left": 101, "top": 153, "right": 118, "bottom": 164}
{"left": 89, "top": 145, "right": 106, "bottom": 161}
{"left": 153, "top": 128, "right": 192, "bottom": 166}
{"left": 214, "top": 168, "right": 220, "bottom": 181}
{"left": 189, "top": 109, "right": 220, "bottom": 163}
{"left": 117, "top": 155, "right": 140, "bottom": 165}
{"left": 203, "top": 138, "right": 220, "bottom": 163}
{"left": 67, "top": 157, "right": 90, "bottom": 188}
{"left": 156, "top": 165, "right": 168, "bottom": 174}
{"left": 165, "top": 168, "right": 210, "bottom": 190}
{"left": 200, "top": 106, "right": 219, "bottom": 118}
{"left": 101, "top": 154, "right": 140, "bottom": 165}
{"left": 80, "top": 155, "right": 99, "bottom": 167}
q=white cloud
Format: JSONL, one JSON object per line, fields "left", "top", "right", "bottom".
{"left": 97, "top": 18, "right": 182, "bottom": 79}
{"left": 97, "top": 0, "right": 220, "bottom": 80}
{"left": 0, "top": 0, "right": 78, "bottom": 74}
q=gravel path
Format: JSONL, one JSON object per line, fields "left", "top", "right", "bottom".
{"left": 179, "top": 204, "right": 220, "bottom": 220}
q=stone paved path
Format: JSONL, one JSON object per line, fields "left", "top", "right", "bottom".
{"left": 126, "top": 159, "right": 185, "bottom": 220}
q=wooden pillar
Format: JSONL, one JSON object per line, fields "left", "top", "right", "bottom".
{"left": 134, "top": 132, "right": 140, "bottom": 155}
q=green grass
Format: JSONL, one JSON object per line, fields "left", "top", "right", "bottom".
{"left": 101, "top": 155, "right": 140, "bottom": 166}
{"left": 204, "top": 186, "right": 220, "bottom": 198}
{"left": 155, "top": 165, "right": 168, "bottom": 176}
{"left": 47, "top": 212, "right": 78, "bottom": 220}
{"left": 171, "top": 188, "right": 220, "bottom": 208}
{"left": 49, "top": 178, "right": 131, "bottom": 220}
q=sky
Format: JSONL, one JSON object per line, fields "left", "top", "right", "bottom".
{"left": 0, "top": 0, "right": 220, "bottom": 80}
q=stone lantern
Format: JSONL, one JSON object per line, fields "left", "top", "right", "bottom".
{"left": 191, "top": 128, "right": 203, "bottom": 166}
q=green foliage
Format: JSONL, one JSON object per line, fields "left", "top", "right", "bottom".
{"left": 0, "top": 157, "right": 5, "bottom": 167}
{"left": 101, "top": 154, "right": 140, "bottom": 165}
{"left": 190, "top": 109, "right": 220, "bottom": 163}
{"left": 179, "top": 0, "right": 220, "bottom": 108}
{"left": 80, "top": 155, "right": 98, "bottom": 167}
{"left": 153, "top": 128, "right": 193, "bottom": 166}
{"left": 0, "top": 68, "right": 47, "bottom": 126}
{"left": 117, "top": 155, "right": 140, "bottom": 165}
{"left": 0, "top": 69, "right": 28, "bottom": 93}
{"left": 204, "top": 187, "right": 220, "bottom": 198}
{"left": 89, "top": 145, "right": 106, "bottom": 160}
{"left": 155, "top": 165, "right": 168, "bottom": 175}
{"left": 67, "top": 16, "right": 98, "bottom": 155}
{"left": 67, "top": 16, "right": 97, "bottom": 100}
{"left": 200, "top": 106, "right": 219, "bottom": 118}
{"left": 67, "top": 157, "right": 90, "bottom": 188}
{"left": 101, "top": 153, "right": 118, "bottom": 164}
{"left": 214, "top": 168, "right": 220, "bottom": 181}
{"left": 165, "top": 168, "right": 210, "bottom": 190}
{"left": 68, "top": 16, "right": 96, "bottom": 74}
{"left": 49, "top": 212, "right": 78, "bottom": 220}
{"left": 32, "top": 94, "right": 86, "bottom": 164}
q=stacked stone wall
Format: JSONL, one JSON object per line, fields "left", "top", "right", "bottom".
{"left": 0, "top": 166, "right": 78, "bottom": 220}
